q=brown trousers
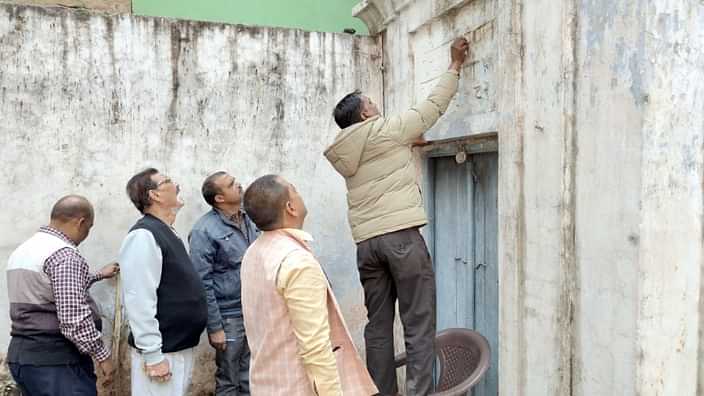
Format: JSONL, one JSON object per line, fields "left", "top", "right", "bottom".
{"left": 357, "top": 227, "right": 436, "bottom": 396}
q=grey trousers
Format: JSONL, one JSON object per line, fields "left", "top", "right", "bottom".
{"left": 215, "top": 316, "right": 251, "bottom": 396}
{"left": 357, "top": 227, "right": 436, "bottom": 396}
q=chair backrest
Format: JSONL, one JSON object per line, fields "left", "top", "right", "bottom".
{"left": 432, "top": 328, "right": 491, "bottom": 396}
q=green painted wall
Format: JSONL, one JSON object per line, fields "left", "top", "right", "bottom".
{"left": 132, "top": 0, "right": 368, "bottom": 34}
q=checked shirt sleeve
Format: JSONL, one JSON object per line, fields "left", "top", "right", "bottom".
{"left": 88, "top": 272, "right": 105, "bottom": 287}
{"left": 44, "top": 247, "right": 110, "bottom": 362}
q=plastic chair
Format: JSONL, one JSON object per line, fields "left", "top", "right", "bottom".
{"left": 394, "top": 328, "right": 491, "bottom": 396}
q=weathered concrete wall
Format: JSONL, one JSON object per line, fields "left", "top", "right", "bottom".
{"left": 358, "top": 0, "right": 704, "bottom": 395}
{"left": 0, "top": 0, "right": 130, "bottom": 13}
{"left": 0, "top": 4, "right": 381, "bottom": 394}
{"left": 2, "top": 1, "right": 703, "bottom": 395}
{"left": 626, "top": 2, "right": 703, "bottom": 394}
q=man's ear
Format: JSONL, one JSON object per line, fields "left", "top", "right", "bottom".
{"left": 214, "top": 194, "right": 225, "bottom": 204}
{"left": 148, "top": 189, "right": 159, "bottom": 204}
{"left": 285, "top": 201, "right": 296, "bottom": 216}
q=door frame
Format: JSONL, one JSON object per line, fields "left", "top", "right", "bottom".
{"left": 420, "top": 133, "right": 499, "bottom": 394}
{"left": 420, "top": 134, "right": 498, "bottom": 261}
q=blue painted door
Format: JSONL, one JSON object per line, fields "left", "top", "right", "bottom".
{"left": 430, "top": 152, "right": 498, "bottom": 396}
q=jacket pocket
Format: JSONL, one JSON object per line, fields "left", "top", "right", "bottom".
{"left": 212, "top": 231, "right": 233, "bottom": 271}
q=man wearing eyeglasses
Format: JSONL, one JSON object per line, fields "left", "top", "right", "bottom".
{"left": 118, "top": 168, "right": 207, "bottom": 396}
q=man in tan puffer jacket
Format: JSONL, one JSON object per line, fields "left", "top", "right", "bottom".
{"left": 324, "top": 37, "right": 469, "bottom": 396}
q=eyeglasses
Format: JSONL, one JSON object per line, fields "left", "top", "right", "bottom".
{"left": 156, "top": 177, "right": 173, "bottom": 187}
{"left": 152, "top": 177, "right": 180, "bottom": 193}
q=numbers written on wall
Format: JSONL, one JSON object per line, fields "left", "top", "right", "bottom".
{"left": 412, "top": 1, "right": 500, "bottom": 140}
{"left": 461, "top": 19, "right": 496, "bottom": 113}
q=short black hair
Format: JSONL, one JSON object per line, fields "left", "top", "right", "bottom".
{"left": 202, "top": 171, "right": 227, "bottom": 207}
{"left": 126, "top": 168, "right": 159, "bottom": 214}
{"left": 333, "top": 90, "right": 363, "bottom": 129}
{"left": 50, "top": 195, "right": 93, "bottom": 223}
{"left": 243, "top": 174, "right": 289, "bottom": 231}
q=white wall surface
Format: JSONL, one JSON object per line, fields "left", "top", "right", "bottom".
{"left": 0, "top": 4, "right": 382, "bottom": 392}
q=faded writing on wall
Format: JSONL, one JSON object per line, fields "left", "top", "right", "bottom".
{"left": 412, "top": 0, "right": 498, "bottom": 141}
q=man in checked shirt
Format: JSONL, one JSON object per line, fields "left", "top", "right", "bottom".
{"left": 6, "top": 195, "right": 119, "bottom": 396}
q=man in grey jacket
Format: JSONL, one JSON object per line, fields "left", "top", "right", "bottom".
{"left": 189, "top": 171, "right": 258, "bottom": 396}
{"left": 325, "top": 38, "right": 469, "bottom": 395}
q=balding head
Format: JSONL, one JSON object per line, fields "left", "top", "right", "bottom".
{"left": 49, "top": 195, "right": 95, "bottom": 245}
{"left": 50, "top": 195, "right": 94, "bottom": 223}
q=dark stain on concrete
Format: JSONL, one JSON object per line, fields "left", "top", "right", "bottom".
{"left": 302, "top": 29, "right": 312, "bottom": 57}
{"left": 104, "top": 16, "right": 116, "bottom": 66}
{"left": 11, "top": 7, "right": 26, "bottom": 33}
{"left": 246, "top": 24, "right": 261, "bottom": 39}
{"left": 111, "top": 89, "right": 121, "bottom": 124}
{"left": 329, "top": 34, "right": 337, "bottom": 90}
{"left": 246, "top": 62, "right": 258, "bottom": 80}
{"left": 71, "top": 7, "right": 92, "bottom": 23}
{"left": 268, "top": 81, "right": 286, "bottom": 171}
{"left": 628, "top": 233, "right": 640, "bottom": 246}
{"left": 227, "top": 26, "right": 239, "bottom": 76}
{"left": 274, "top": 98, "right": 285, "bottom": 120}
{"left": 169, "top": 24, "right": 182, "bottom": 127}
{"left": 104, "top": 17, "right": 122, "bottom": 125}
{"left": 627, "top": 1, "right": 647, "bottom": 108}
{"left": 197, "top": 97, "right": 208, "bottom": 130}
{"left": 60, "top": 11, "right": 69, "bottom": 73}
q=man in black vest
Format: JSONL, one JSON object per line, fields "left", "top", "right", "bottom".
{"left": 118, "top": 168, "right": 207, "bottom": 395}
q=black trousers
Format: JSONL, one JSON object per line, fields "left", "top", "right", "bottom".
{"left": 9, "top": 359, "right": 97, "bottom": 396}
{"left": 357, "top": 227, "right": 436, "bottom": 396}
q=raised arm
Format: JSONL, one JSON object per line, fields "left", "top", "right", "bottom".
{"left": 389, "top": 37, "right": 470, "bottom": 144}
